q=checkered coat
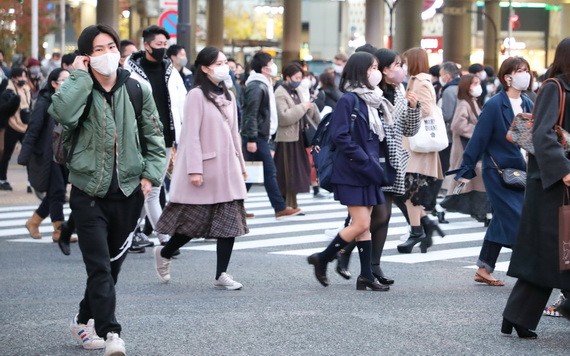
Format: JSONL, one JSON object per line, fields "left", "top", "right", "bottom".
{"left": 382, "top": 86, "right": 421, "bottom": 195}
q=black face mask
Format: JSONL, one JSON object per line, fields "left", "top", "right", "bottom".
{"left": 149, "top": 47, "right": 166, "bottom": 62}
{"left": 16, "top": 80, "right": 26, "bottom": 87}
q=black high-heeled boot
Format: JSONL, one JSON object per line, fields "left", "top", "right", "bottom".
{"left": 58, "top": 222, "right": 72, "bottom": 256}
{"left": 421, "top": 215, "right": 446, "bottom": 249}
{"left": 335, "top": 252, "right": 351, "bottom": 280}
{"left": 501, "top": 318, "right": 537, "bottom": 339}
{"left": 397, "top": 226, "right": 425, "bottom": 254}
{"left": 436, "top": 211, "right": 449, "bottom": 224}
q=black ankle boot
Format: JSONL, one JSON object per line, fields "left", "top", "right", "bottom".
{"left": 421, "top": 216, "right": 446, "bottom": 243}
{"left": 397, "top": 226, "right": 426, "bottom": 254}
{"left": 501, "top": 318, "right": 537, "bottom": 339}
{"left": 57, "top": 222, "right": 72, "bottom": 256}
{"left": 436, "top": 211, "right": 449, "bottom": 224}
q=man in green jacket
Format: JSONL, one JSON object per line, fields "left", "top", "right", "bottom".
{"left": 49, "top": 24, "right": 166, "bottom": 356}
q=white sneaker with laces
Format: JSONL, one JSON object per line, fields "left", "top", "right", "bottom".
{"left": 104, "top": 332, "right": 125, "bottom": 356}
{"left": 214, "top": 272, "right": 243, "bottom": 290}
{"left": 70, "top": 314, "right": 105, "bottom": 350}
{"left": 154, "top": 246, "right": 171, "bottom": 283}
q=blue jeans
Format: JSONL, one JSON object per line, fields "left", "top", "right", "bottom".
{"left": 243, "top": 137, "right": 286, "bottom": 212}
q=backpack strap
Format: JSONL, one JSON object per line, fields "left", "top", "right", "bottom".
{"left": 124, "top": 78, "right": 147, "bottom": 155}
{"left": 66, "top": 92, "right": 93, "bottom": 164}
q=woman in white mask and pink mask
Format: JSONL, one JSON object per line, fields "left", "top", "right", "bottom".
{"left": 453, "top": 57, "right": 533, "bottom": 287}
{"left": 335, "top": 48, "right": 421, "bottom": 285}
{"left": 441, "top": 74, "right": 491, "bottom": 226}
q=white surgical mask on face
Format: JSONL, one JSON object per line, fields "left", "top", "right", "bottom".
{"left": 89, "top": 52, "right": 120, "bottom": 77}
{"left": 178, "top": 57, "right": 188, "bottom": 67}
{"left": 402, "top": 63, "right": 408, "bottom": 76}
{"left": 470, "top": 85, "right": 483, "bottom": 98}
{"left": 368, "top": 69, "right": 382, "bottom": 87}
{"left": 334, "top": 64, "right": 343, "bottom": 74}
{"left": 439, "top": 77, "right": 447, "bottom": 87}
{"left": 510, "top": 72, "right": 531, "bottom": 91}
{"left": 300, "top": 78, "right": 312, "bottom": 89}
{"left": 211, "top": 64, "right": 230, "bottom": 82}
{"left": 478, "top": 71, "right": 487, "bottom": 80}
{"left": 224, "top": 76, "right": 234, "bottom": 89}
{"left": 267, "top": 63, "right": 278, "bottom": 77}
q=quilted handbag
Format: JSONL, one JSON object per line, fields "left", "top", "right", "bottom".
{"left": 507, "top": 78, "right": 570, "bottom": 154}
{"left": 490, "top": 156, "right": 526, "bottom": 190}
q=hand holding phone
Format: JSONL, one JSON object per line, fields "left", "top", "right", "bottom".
{"left": 453, "top": 182, "right": 466, "bottom": 195}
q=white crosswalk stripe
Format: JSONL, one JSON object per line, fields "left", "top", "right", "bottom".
{"left": 0, "top": 191, "right": 510, "bottom": 270}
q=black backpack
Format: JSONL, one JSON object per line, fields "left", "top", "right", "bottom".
{"left": 53, "top": 78, "right": 144, "bottom": 165}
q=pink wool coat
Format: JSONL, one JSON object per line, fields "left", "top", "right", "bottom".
{"left": 169, "top": 87, "right": 247, "bottom": 205}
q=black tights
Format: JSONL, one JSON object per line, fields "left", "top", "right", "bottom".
{"left": 161, "top": 233, "right": 236, "bottom": 279}
{"left": 340, "top": 193, "right": 397, "bottom": 268}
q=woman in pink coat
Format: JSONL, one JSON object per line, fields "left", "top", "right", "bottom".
{"left": 154, "top": 47, "right": 249, "bottom": 290}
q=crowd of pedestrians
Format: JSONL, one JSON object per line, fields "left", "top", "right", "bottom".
{"left": 1, "top": 23, "right": 569, "bottom": 355}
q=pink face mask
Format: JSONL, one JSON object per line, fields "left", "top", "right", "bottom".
{"left": 387, "top": 66, "right": 406, "bottom": 85}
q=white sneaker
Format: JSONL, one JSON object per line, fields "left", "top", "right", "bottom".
{"left": 104, "top": 332, "right": 125, "bottom": 356}
{"left": 214, "top": 272, "right": 243, "bottom": 290}
{"left": 70, "top": 314, "right": 105, "bottom": 349}
{"left": 153, "top": 246, "right": 171, "bottom": 283}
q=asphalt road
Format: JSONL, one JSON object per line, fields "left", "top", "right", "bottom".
{"left": 0, "top": 189, "right": 567, "bottom": 356}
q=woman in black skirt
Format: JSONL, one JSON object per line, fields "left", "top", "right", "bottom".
{"left": 307, "top": 52, "right": 393, "bottom": 291}
{"left": 153, "top": 47, "right": 248, "bottom": 290}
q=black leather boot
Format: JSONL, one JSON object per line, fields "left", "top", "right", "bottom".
{"left": 397, "top": 226, "right": 426, "bottom": 254}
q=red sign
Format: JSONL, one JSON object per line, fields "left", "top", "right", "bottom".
{"left": 158, "top": 10, "right": 178, "bottom": 38}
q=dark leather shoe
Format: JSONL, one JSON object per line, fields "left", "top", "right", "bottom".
{"left": 372, "top": 272, "right": 394, "bottom": 285}
{"left": 356, "top": 276, "right": 389, "bottom": 291}
{"left": 501, "top": 318, "right": 537, "bottom": 339}
{"left": 307, "top": 253, "right": 329, "bottom": 286}
{"left": 57, "top": 222, "right": 72, "bottom": 256}
{"left": 335, "top": 253, "right": 351, "bottom": 280}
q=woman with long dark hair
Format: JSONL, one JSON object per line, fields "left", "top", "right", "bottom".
{"left": 154, "top": 46, "right": 248, "bottom": 290}
{"left": 307, "top": 52, "right": 393, "bottom": 291}
{"left": 335, "top": 48, "right": 420, "bottom": 284}
{"left": 502, "top": 38, "right": 570, "bottom": 337}
{"left": 18, "top": 68, "right": 76, "bottom": 244}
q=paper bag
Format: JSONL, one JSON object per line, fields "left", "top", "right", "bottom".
{"left": 559, "top": 189, "right": 570, "bottom": 271}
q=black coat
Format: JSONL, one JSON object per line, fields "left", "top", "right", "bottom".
{"left": 241, "top": 79, "right": 272, "bottom": 141}
{"left": 507, "top": 75, "right": 570, "bottom": 289}
{"left": 18, "top": 89, "right": 54, "bottom": 192}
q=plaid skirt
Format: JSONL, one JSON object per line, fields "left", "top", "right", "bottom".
{"left": 156, "top": 200, "right": 249, "bottom": 238}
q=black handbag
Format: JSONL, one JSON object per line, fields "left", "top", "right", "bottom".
{"left": 490, "top": 156, "right": 526, "bottom": 190}
{"left": 19, "top": 108, "right": 31, "bottom": 124}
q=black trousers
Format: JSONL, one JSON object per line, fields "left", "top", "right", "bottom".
{"left": 71, "top": 186, "right": 144, "bottom": 337}
{"left": 36, "top": 162, "right": 66, "bottom": 222}
{"left": 503, "top": 278, "right": 552, "bottom": 330}
{"left": 0, "top": 126, "right": 24, "bottom": 180}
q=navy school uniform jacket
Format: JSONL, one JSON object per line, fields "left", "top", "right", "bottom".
{"left": 329, "top": 92, "right": 393, "bottom": 187}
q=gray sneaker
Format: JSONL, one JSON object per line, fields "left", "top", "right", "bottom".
{"left": 133, "top": 228, "right": 154, "bottom": 248}
{"left": 154, "top": 246, "right": 171, "bottom": 283}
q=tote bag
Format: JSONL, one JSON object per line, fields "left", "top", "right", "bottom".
{"left": 559, "top": 188, "right": 570, "bottom": 271}
{"left": 408, "top": 105, "right": 449, "bottom": 153}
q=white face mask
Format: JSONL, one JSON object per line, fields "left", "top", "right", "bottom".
{"left": 211, "top": 64, "right": 230, "bottom": 82}
{"left": 470, "top": 85, "right": 483, "bottom": 98}
{"left": 224, "top": 76, "right": 234, "bottom": 89}
{"left": 266, "top": 63, "right": 278, "bottom": 77}
{"left": 333, "top": 64, "right": 343, "bottom": 74}
{"left": 89, "top": 52, "right": 120, "bottom": 77}
{"left": 439, "top": 77, "right": 447, "bottom": 87}
{"left": 478, "top": 71, "right": 487, "bottom": 80}
{"left": 368, "top": 69, "right": 382, "bottom": 87}
{"left": 510, "top": 72, "right": 531, "bottom": 91}
{"left": 178, "top": 57, "right": 188, "bottom": 68}
{"left": 402, "top": 63, "right": 408, "bottom": 76}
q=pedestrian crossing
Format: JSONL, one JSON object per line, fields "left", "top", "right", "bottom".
{"left": 0, "top": 191, "right": 512, "bottom": 271}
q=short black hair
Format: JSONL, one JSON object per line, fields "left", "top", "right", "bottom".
{"left": 340, "top": 51, "right": 376, "bottom": 91}
{"left": 282, "top": 62, "right": 303, "bottom": 79}
{"left": 250, "top": 51, "right": 272, "bottom": 73}
{"left": 10, "top": 67, "right": 27, "bottom": 78}
{"left": 47, "top": 68, "right": 68, "bottom": 94}
{"left": 120, "top": 40, "right": 135, "bottom": 54}
{"left": 468, "top": 63, "right": 484, "bottom": 74}
{"left": 77, "top": 24, "right": 120, "bottom": 56}
{"left": 355, "top": 43, "right": 377, "bottom": 55}
{"left": 61, "top": 53, "right": 76, "bottom": 67}
{"left": 142, "top": 25, "right": 170, "bottom": 43}
{"left": 429, "top": 64, "right": 441, "bottom": 77}
{"left": 166, "top": 44, "right": 184, "bottom": 58}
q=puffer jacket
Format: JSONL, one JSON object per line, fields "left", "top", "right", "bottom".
{"left": 124, "top": 51, "right": 186, "bottom": 145}
{"left": 48, "top": 69, "right": 166, "bottom": 198}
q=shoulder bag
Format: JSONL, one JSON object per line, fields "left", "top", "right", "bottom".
{"left": 490, "top": 156, "right": 526, "bottom": 190}
{"left": 507, "top": 78, "right": 570, "bottom": 154}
